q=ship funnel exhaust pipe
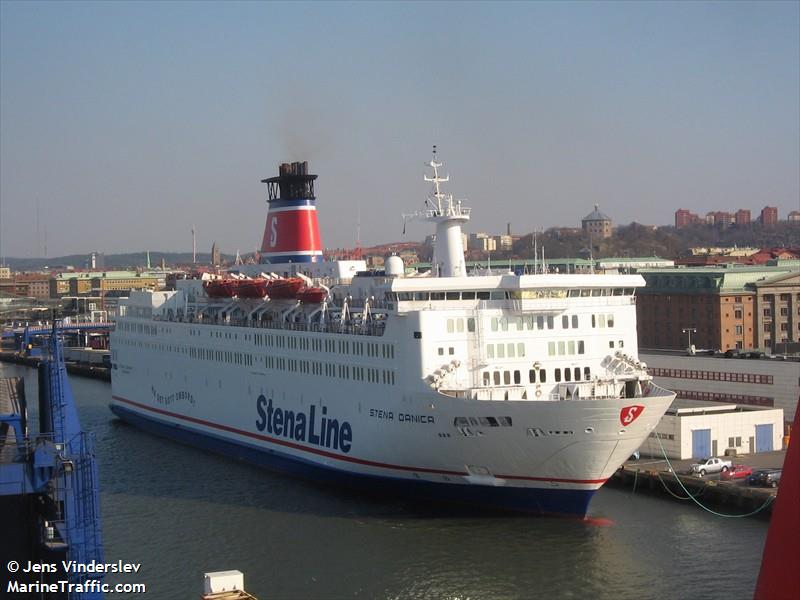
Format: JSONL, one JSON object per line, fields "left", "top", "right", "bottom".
{"left": 260, "top": 161, "right": 322, "bottom": 264}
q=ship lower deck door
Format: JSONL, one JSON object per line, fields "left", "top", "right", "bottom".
{"left": 692, "top": 429, "right": 711, "bottom": 459}
{"left": 755, "top": 424, "right": 773, "bottom": 453}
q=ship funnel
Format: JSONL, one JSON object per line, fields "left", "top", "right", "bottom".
{"left": 260, "top": 161, "right": 322, "bottom": 263}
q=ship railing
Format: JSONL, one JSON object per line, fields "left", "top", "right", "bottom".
{"left": 437, "top": 380, "right": 635, "bottom": 402}
{"left": 243, "top": 317, "right": 387, "bottom": 337}
{"left": 0, "top": 439, "right": 28, "bottom": 463}
{"left": 156, "top": 310, "right": 387, "bottom": 336}
{"left": 438, "top": 386, "right": 541, "bottom": 401}
{"left": 347, "top": 298, "right": 393, "bottom": 311}
{"left": 409, "top": 207, "right": 472, "bottom": 219}
{"left": 503, "top": 296, "right": 634, "bottom": 312}
{"left": 42, "top": 518, "right": 69, "bottom": 550}
{"left": 0, "top": 431, "right": 58, "bottom": 463}
{"left": 553, "top": 382, "right": 624, "bottom": 401}
{"left": 0, "top": 430, "right": 92, "bottom": 465}
{"left": 391, "top": 295, "right": 632, "bottom": 314}
{"left": 495, "top": 299, "right": 567, "bottom": 314}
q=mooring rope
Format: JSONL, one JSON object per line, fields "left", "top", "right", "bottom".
{"left": 654, "top": 469, "right": 706, "bottom": 501}
{"left": 654, "top": 433, "right": 775, "bottom": 518}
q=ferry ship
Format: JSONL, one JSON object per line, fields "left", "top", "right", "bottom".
{"left": 109, "top": 155, "right": 675, "bottom": 516}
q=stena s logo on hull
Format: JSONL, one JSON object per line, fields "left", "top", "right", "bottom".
{"left": 620, "top": 405, "right": 644, "bottom": 426}
{"left": 255, "top": 395, "right": 353, "bottom": 453}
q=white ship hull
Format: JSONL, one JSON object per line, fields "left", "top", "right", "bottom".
{"left": 110, "top": 319, "right": 673, "bottom": 516}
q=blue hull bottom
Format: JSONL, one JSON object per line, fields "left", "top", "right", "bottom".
{"left": 110, "top": 404, "right": 596, "bottom": 517}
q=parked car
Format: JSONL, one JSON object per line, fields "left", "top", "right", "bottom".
{"left": 689, "top": 457, "right": 732, "bottom": 476}
{"left": 721, "top": 465, "right": 752, "bottom": 480}
{"left": 747, "top": 469, "right": 782, "bottom": 488}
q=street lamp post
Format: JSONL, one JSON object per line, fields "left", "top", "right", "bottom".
{"left": 682, "top": 327, "right": 697, "bottom": 352}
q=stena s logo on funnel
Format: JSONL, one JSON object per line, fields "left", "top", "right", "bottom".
{"left": 620, "top": 405, "right": 644, "bottom": 426}
{"left": 270, "top": 216, "right": 278, "bottom": 247}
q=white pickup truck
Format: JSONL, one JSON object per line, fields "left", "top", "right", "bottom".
{"left": 689, "top": 457, "right": 732, "bottom": 476}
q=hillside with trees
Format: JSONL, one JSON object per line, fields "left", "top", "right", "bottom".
{"left": 509, "top": 222, "right": 799, "bottom": 260}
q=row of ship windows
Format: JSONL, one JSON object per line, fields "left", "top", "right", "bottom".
{"left": 189, "top": 347, "right": 255, "bottom": 366}
{"left": 121, "top": 321, "right": 247, "bottom": 342}
{"left": 253, "top": 332, "right": 395, "bottom": 359}
{"left": 527, "top": 428, "right": 575, "bottom": 437}
{"left": 489, "top": 313, "right": 615, "bottom": 333}
{"left": 116, "top": 339, "right": 395, "bottom": 382}
{"left": 482, "top": 366, "right": 592, "bottom": 386}
{"left": 449, "top": 339, "right": 624, "bottom": 360}
{"left": 115, "top": 338, "right": 257, "bottom": 367}
{"left": 118, "top": 322, "right": 158, "bottom": 336}
{"left": 126, "top": 306, "right": 153, "bottom": 319}
{"left": 547, "top": 339, "right": 626, "bottom": 355}
{"left": 649, "top": 367, "right": 773, "bottom": 385}
{"left": 441, "top": 313, "right": 617, "bottom": 337}
{"left": 118, "top": 325, "right": 396, "bottom": 360}
{"left": 446, "top": 318, "right": 476, "bottom": 333}
{"left": 390, "top": 288, "right": 636, "bottom": 301}
{"left": 264, "top": 355, "right": 396, "bottom": 385}
{"left": 487, "top": 343, "right": 527, "bottom": 359}
{"left": 453, "top": 416, "right": 512, "bottom": 427}
{"left": 548, "top": 340, "right": 585, "bottom": 356}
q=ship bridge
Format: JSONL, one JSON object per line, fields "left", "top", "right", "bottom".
{"left": 381, "top": 273, "right": 644, "bottom": 313}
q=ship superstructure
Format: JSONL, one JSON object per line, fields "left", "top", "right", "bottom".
{"left": 109, "top": 156, "right": 674, "bottom": 516}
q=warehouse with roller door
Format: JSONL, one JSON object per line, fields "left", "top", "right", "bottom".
{"left": 637, "top": 402, "right": 784, "bottom": 460}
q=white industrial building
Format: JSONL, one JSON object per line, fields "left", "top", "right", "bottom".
{"left": 641, "top": 351, "right": 799, "bottom": 430}
{"left": 639, "top": 403, "right": 784, "bottom": 460}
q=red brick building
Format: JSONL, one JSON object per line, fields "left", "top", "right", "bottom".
{"left": 705, "top": 211, "right": 734, "bottom": 226}
{"left": 760, "top": 206, "right": 778, "bottom": 226}
{"left": 735, "top": 209, "right": 751, "bottom": 225}
{"left": 637, "top": 265, "right": 800, "bottom": 352}
{"left": 675, "top": 209, "right": 700, "bottom": 228}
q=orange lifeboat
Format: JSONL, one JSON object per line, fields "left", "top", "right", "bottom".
{"left": 298, "top": 286, "right": 327, "bottom": 303}
{"left": 203, "top": 279, "right": 238, "bottom": 298}
{"left": 235, "top": 278, "right": 269, "bottom": 299}
{"left": 265, "top": 277, "right": 305, "bottom": 299}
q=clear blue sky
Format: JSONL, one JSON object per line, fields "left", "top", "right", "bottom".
{"left": 1, "top": 0, "right": 798, "bottom": 258}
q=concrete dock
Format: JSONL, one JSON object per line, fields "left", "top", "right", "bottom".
{"left": 0, "top": 350, "right": 111, "bottom": 381}
{"left": 610, "top": 450, "right": 786, "bottom": 516}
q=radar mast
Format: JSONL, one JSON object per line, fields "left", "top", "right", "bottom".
{"left": 405, "top": 146, "right": 471, "bottom": 277}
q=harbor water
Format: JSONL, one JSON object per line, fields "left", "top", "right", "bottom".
{"left": 2, "top": 363, "right": 768, "bottom": 599}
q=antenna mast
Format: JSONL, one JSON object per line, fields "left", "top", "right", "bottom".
{"left": 404, "top": 146, "right": 471, "bottom": 277}
{"left": 423, "top": 144, "right": 452, "bottom": 215}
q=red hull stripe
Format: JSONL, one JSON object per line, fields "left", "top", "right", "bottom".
{"left": 111, "top": 395, "right": 608, "bottom": 485}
